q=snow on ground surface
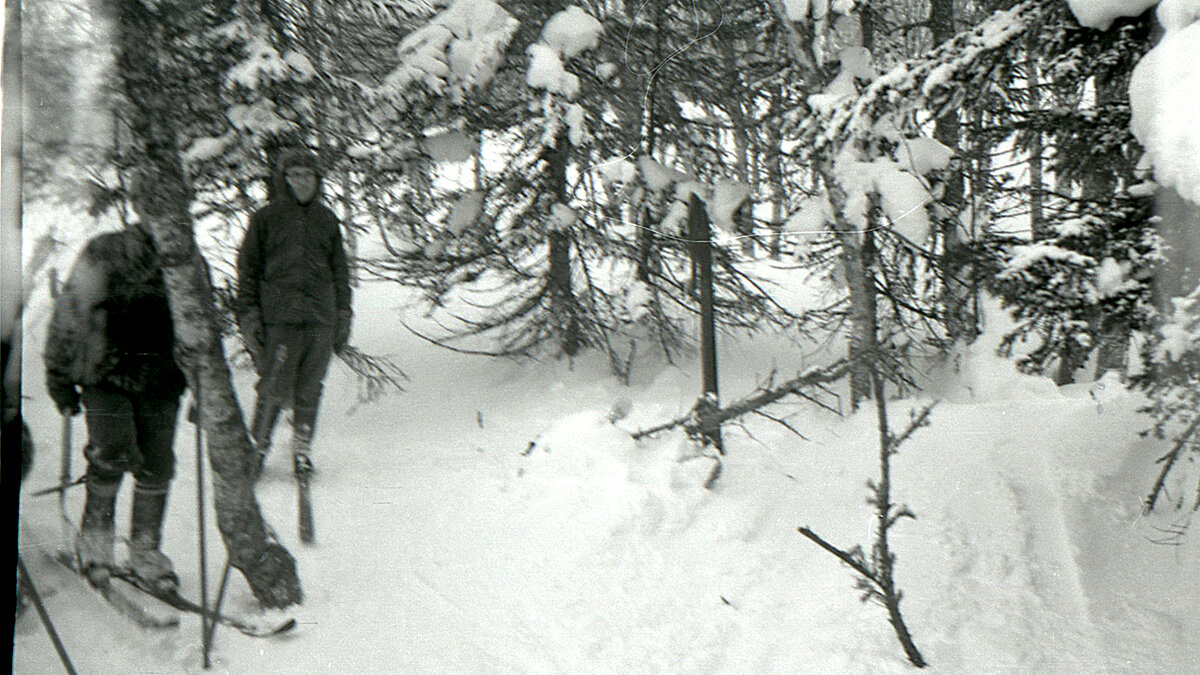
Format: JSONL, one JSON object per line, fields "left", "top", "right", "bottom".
{"left": 14, "top": 268, "right": 1200, "bottom": 673}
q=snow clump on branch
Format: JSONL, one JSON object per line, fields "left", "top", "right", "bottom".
{"left": 1127, "top": 0, "right": 1200, "bottom": 205}
{"left": 834, "top": 150, "right": 940, "bottom": 245}
{"left": 217, "top": 20, "right": 316, "bottom": 90}
{"left": 379, "top": 0, "right": 518, "bottom": 105}
{"left": 525, "top": 6, "right": 602, "bottom": 98}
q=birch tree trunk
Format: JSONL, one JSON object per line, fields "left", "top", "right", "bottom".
{"left": 108, "top": 0, "right": 301, "bottom": 608}
{"left": 834, "top": 5, "right": 881, "bottom": 410}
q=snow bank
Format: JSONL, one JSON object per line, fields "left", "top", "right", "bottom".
{"left": 517, "top": 412, "right": 714, "bottom": 542}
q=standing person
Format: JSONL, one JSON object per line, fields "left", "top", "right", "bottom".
{"left": 237, "top": 147, "right": 352, "bottom": 479}
{"left": 44, "top": 221, "right": 188, "bottom": 591}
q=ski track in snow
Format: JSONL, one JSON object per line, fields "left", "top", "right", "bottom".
{"left": 995, "top": 437, "right": 1092, "bottom": 625}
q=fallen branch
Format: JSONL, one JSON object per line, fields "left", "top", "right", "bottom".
{"left": 632, "top": 358, "right": 851, "bottom": 440}
{"left": 798, "top": 527, "right": 872, "bottom": 579}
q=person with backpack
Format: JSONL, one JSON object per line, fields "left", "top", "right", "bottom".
{"left": 237, "top": 147, "right": 352, "bottom": 479}
{"left": 44, "top": 220, "right": 187, "bottom": 591}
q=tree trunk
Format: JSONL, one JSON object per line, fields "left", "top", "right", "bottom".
{"left": 930, "top": 0, "right": 975, "bottom": 341}
{"left": 824, "top": 168, "right": 877, "bottom": 411}
{"left": 833, "top": 8, "right": 881, "bottom": 411}
{"left": 723, "top": 42, "right": 754, "bottom": 257}
{"left": 545, "top": 131, "right": 580, "bottom": 355}
{"left": 766, "top": 87, "right": 785, "bottom": 260}
{"left": 1025, "top": 33, "right": 1048, "bottom": 240}
{"left": 1089, "top": 72, "right": 1129, "bottom": 378}
{"left": 110, "top": 0, "right": 301, "bottom": 608}
{"left": 1153, "top": 186, "right": 1200, "bottom": 306}
{"left": 688, "top": 194, "right": 722, "bottom": 452}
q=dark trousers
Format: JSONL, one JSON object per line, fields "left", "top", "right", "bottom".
{"left": 81, "top": 386, "right": 181, "bottom": 489}
{"left": 252, "top": 323, "right": 334, "bottom": 446}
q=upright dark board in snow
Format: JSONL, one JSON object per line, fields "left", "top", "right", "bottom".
{"left": 297, "top": 467, "right": 314, "bottom": 544}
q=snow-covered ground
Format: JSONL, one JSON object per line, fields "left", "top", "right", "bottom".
{"left": 13, "top": 268, "right": 1199, "bottom": 673}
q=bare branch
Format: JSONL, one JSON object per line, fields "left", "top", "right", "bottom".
{"left": 633, "top": 359, "right": 851, "bottom": 440}
{"left": 798, "top": 527, "right": 877, "bottom": 582}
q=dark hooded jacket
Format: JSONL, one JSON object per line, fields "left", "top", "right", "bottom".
{"left": 236, "top": 150, "right": 351, "bottom": 329}
{"left": 44, "top": 225, "right": 186, "bottom": 399}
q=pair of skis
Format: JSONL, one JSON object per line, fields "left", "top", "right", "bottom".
{"left": 52, "top": 548, "right": 295, "bottom": 637}
{"left": 48, "top": 411, "right": 294, "bottom": 639}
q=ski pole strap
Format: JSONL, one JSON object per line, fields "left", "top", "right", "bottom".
{"left": 17, "top": 555, "right": 79, "bottom": 675}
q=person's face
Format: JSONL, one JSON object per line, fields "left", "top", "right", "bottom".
{"left": 285, "top": 166, "right": 318, "bottom": 204}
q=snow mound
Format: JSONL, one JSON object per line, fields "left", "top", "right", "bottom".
{"left": 516, "top": 412, "right": 714, "bottom": 543}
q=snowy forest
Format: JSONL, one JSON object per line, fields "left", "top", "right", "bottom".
{"left": 6, "top": 0, "right": 1200, "bottom": 672}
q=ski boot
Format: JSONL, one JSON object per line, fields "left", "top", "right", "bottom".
{"left": 128, "top": 482, "right": 178, "bottom": 593}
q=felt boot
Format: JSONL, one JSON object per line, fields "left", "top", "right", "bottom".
{"left": 128, "top": 483, "right": 178, "bottom": 592}
{"left": 77, "top": 477, "right": 120, "bottom": 585}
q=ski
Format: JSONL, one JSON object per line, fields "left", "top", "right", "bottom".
{"left": 108, "top": 568, "right": 297, "bottom": 638}
{"left": 53, "top": 550, "right": 181, "bottom": 631}
{"left": 297, "top": 468, "right": 314, "bottom": 544}
{"left": 288, "top": 449, "right": 312, "bottom": 542}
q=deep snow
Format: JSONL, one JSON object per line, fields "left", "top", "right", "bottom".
{"left": 13, "top": 269, "right": 1199, "bottom": 674}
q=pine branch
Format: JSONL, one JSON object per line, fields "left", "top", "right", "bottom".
{"left": 800, "top": 383, "right": 931, "bottom": 668}
{"left": 335, "top": 345, "right": 408, "bottom": 403}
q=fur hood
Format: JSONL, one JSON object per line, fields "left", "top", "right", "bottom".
{"left": 271, "top": 147, "right": 323, "bottom": 204}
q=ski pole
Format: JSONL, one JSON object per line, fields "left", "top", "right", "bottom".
{"left": 16, "top": 555, "right": 78, "bottom": 675}
{"left": 204, "top": 558, "right": 232, "bottom": 651}
{"left": 59, "top": 413, "right": 72, "bottom": 544}
{"left": 194, "top": 369, "right": 211, "bottom": 669}
{"left": 30, "top": 475, "right": 86, "bottom": 498}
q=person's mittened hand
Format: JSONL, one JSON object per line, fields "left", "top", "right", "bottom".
{"left": 48, "top": 380, "right": 81, "bottom": 417}
{"left": 241, "top": 315, "right": 266, "bottom": 368}
{"left": 334, "top": 310, "right": 352, "bottom": 352}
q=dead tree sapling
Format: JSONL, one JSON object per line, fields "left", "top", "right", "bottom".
{"left": 799, "top": 384, "right": 933, "bottom": 669}
{"left": 630, "top": 358, "right": 850, "bottom": 490}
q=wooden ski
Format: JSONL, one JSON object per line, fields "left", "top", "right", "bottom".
{"left": 296, "top": 455, "right": 314, "bottom": 544}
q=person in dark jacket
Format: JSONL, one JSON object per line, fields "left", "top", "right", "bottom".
{"left": 44, "top": 221, "right": 187, "bottom": 590}
{"left": 237, "top": 148, "right": 352, "bottom": 479}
